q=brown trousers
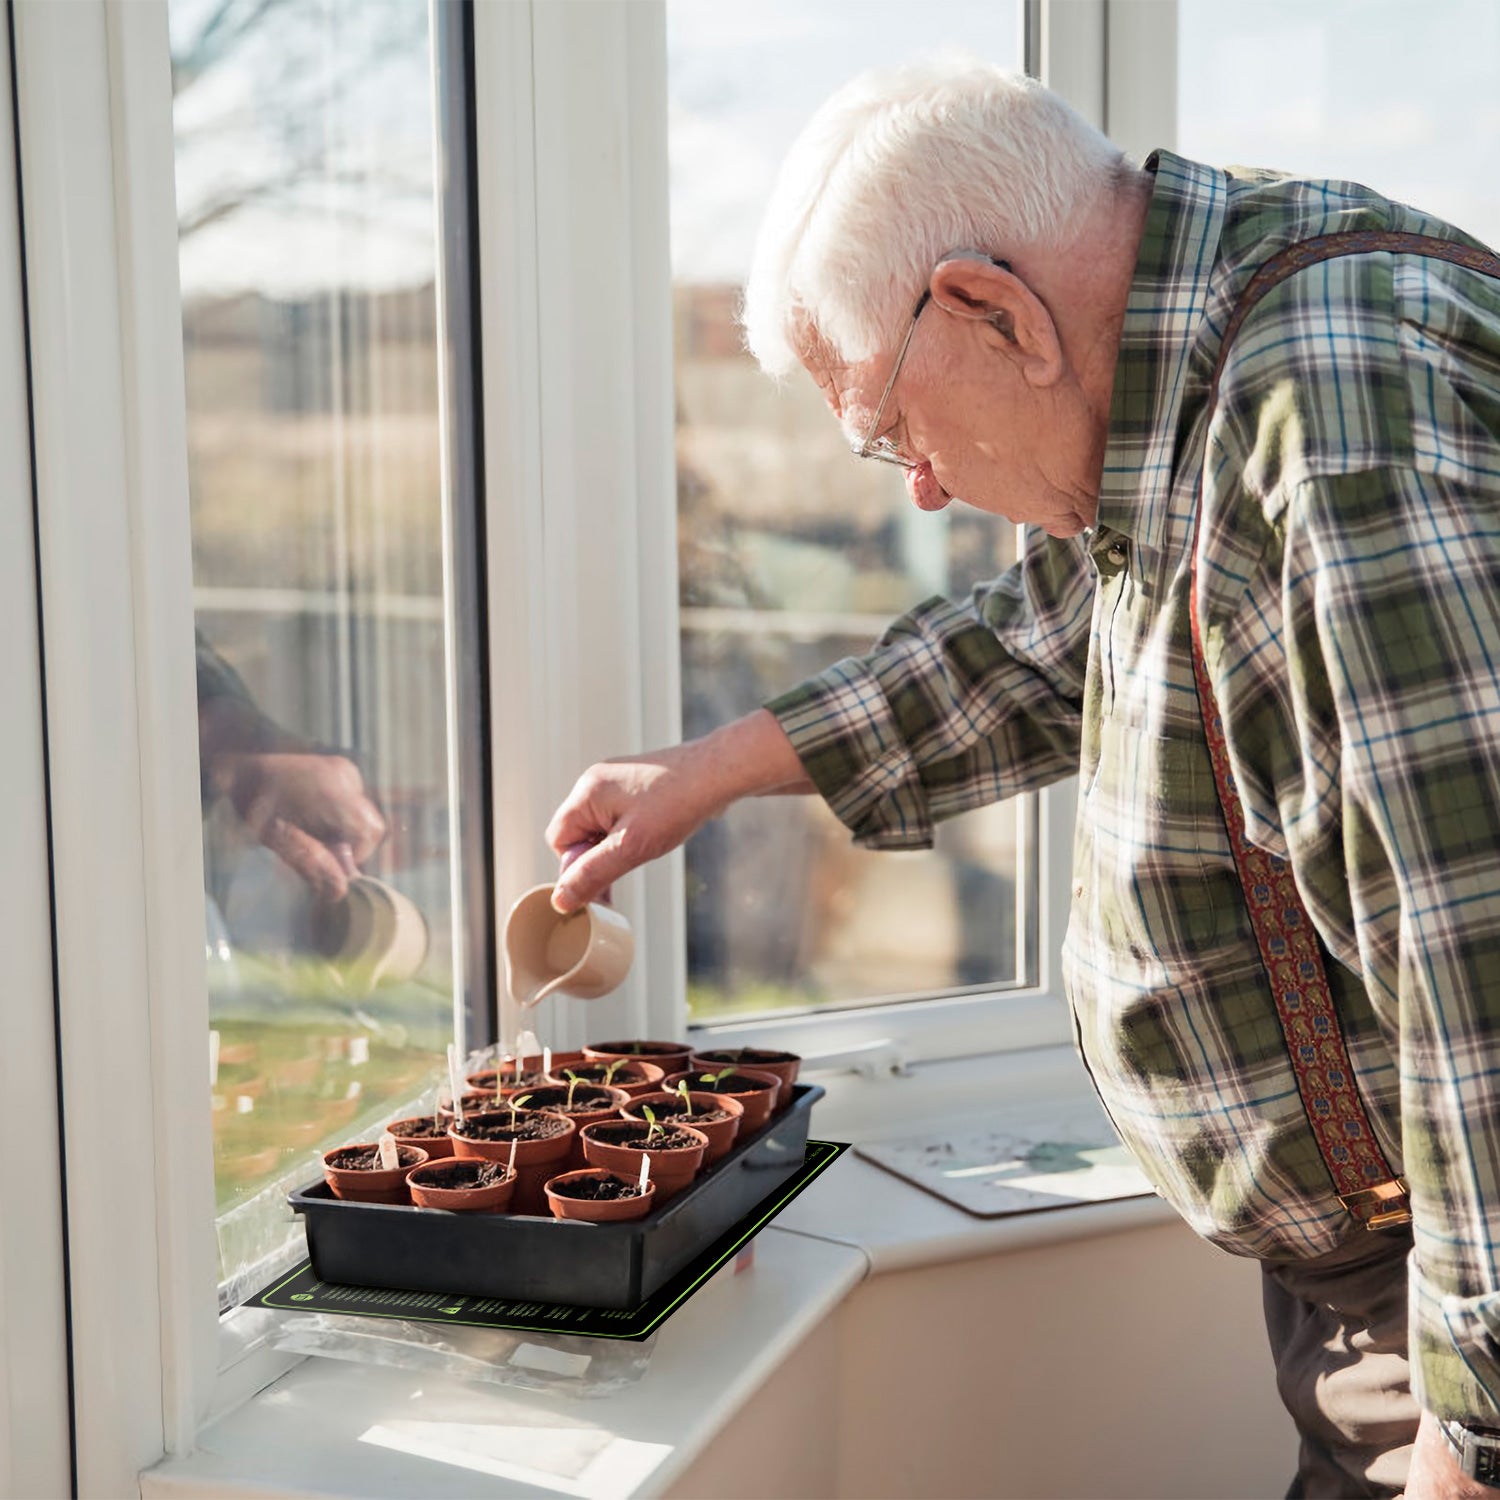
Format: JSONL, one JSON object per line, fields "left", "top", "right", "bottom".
{"left": 1261, "top": 1227, "right": 1421, "bottom": 1498}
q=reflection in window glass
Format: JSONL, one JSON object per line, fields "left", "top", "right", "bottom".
{"left": 170, "top": 0, "right": 482, "bottom": 1296}
{"left": 1178, "top": 0, "right": 1500, "bottom": 249}
{"left": 669, "top": 2, "right": 1031, "bottom": 1024}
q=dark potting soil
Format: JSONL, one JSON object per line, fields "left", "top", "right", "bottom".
{"left": 563, "top": 1063, "right": 645, "bottom": 1086}
{"left": 415, "top": 1160, "right": 507, "bottom": 1191}
{"left": 689, "top": 1071, "right": 777, "bottom": 1095}
{"left": 388, "top": 1117, "right": 447, "bottom": 1139}
{"left": 632, "top": 1100, "right": 732, "bottom": 1125}
{"left": 468, "top": 1069, "right": 548, "bottom": 1089}
{"left": 589, "top": 1040, "right": 683, "bottom": 1057}
{"left": 326, "top": 1145, "right": 424, "bottom": 1172}
{"left": 520, "top": 1086, "right": 620, "bottom": 1115}
{"left": 453, "top": 1112, "right": 569, "bottom": 1143}
{"left": 588, "top": 1124, "right": 701, "bottom": 1152}
{"left": 550, "top": 1175, "right": 644, "bottom": 1201}
{"left": 698, "top": 1046, "right": 798, "bottom": 1065}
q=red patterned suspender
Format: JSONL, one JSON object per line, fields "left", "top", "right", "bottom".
{"left": 1190, "top": 231, "right": 1500, "bottom": 1230}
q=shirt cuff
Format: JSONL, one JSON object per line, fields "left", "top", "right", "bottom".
{"left": 765, "top": 654, "right": 935, "bottom": 851}
{"left": 1410, "top": 1255, "right": 1500, "bottom": 1425}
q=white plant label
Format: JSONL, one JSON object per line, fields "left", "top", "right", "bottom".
{"left": 542, "top": 1045, "right": 552, "bottom": 1078}
{"left": 516, "top": 1029, "right": 541, "bottom": 1070}
{"left": 447, "top": 1042, "right": 465, "bottom": 1126}
{"left": 638, "top": 1153, "right": 650, "bottom": 1192}
{"left": 377, "top": 1131, "right": 399, "bottom": 1171}
{"left": 507, "top": 1138, "right": 518, "bottom": 1178}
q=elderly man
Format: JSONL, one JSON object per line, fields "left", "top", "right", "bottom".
{"left": 547, "top": 59, "right": 1500, "bottom": 1499}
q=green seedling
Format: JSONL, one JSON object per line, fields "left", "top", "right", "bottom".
{"left": 507, "top": 1092, "right": 533, "bottom": 1130}
{"left": 675, "top": 1079, "right": 695, "bottom": 1116}
{"left": 702, "top": 1067, "right": 738, "bottom": 1091}
{"left": 641, "top": 1104, "right": 666, "bottom": 1147}
{"left": 564, "top": 1069, "right": 583, "bottom": 1109}
{"left": 604, "top": 1057, "right": 629, "bottom": 1087}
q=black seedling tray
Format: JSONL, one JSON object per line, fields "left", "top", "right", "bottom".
{"left": 290, "top": 1082, "right": 824, "bottom": 1310}
{"left": 256, "top": 1141, "right": 849, "bottom": 1340}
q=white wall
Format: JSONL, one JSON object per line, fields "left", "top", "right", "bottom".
{"left": 669, "top": 1219, "right": 1293, "bottom": 1499}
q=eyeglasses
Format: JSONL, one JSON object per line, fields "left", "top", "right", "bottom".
{"left": 850, "top": 254, "right": 1011, "bottom": 470}
{"left": 850, "top": 291, "right": 931, "bottom": 469}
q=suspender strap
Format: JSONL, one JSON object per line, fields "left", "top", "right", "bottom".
{"left": 1189, "top": 229, "right": 1500, "bottom": 1230}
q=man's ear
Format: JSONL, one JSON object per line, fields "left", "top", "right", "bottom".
{"left": 929, "top": 253, "right": 1064, "bottom": 388}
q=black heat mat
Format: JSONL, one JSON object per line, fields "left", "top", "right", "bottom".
{"left": 248, "top": 1139, "right": 849, "bottom": 1341}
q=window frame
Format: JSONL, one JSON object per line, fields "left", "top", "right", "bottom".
{"left": 665, "top": 0, "right": 1181, "bottom": 1067}
{"left": 12, "top": 1, "right": 219, "bottom": 1487}
{"left": 7, "top": 0, "right": 1170, "bottom": 1481}
{"left": 0, "top": 10, "right": 71, "bottom": 1498}
{"left": 474, "top": 0, "right": 686, "bottom": 1059}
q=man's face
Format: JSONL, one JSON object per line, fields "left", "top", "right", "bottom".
{"left": 800, "top": 276, "right": 1106, "bottom": 538}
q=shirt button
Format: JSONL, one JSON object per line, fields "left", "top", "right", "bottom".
{"left": 1073, "top": 880, "right": 1085, "bottom": 899}
{"left": 1106, "top": 542, "right": 1128, "bottom": 568}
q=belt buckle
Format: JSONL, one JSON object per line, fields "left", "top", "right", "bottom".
{"left": 1338, "top": 1179, "right": 1412, "bottom": 1231}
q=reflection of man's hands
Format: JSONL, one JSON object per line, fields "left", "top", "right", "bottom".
{"left": 218, "top": 751, "right": 386, "bottom": 902}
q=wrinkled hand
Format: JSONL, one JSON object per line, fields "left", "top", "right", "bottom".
{"left": 219, "top": 751, "right": 387, "bottom": 901}
{"left": 546, "top": 747, "right": 727, "bottom": 915}
{"left": 545, "top": 710, "right": 812, "bottom": 913}
{"left": 1401, "top": 1411, "right": 1493, "bottom": 1500}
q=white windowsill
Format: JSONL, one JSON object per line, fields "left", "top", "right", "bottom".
{"left": 142, "top": 1045, "right": 1169, "bottom": 1500}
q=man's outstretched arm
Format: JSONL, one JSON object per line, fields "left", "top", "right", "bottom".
{"left": 546, "top": 708, "right": 812, "bottom": 913}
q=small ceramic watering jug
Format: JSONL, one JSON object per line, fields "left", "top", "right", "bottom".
{"left": 502, "top": 843, "right": 633, "bottom": 1007}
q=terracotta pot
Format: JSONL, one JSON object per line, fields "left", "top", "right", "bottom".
{"left": 691, "top": 1048, "right": 801, "bottom": 1110}
{"left": 545, "top": 1168, "right": 656, "bottom": 1223}
{"left": 321, "top": 1142, "right": 428, "bottom": 1205}
{"left": 408, "top": 1158, "right": 517, "bottom": 1213}
{"left": 449, "top": 1110, "right": 576, "bottom": 1215}
{"left": 466, "top": 1049, "right": 584, "bottom": 1094}
{"left": 445, "top": 1087, "right": 515, "bottom": 1121}
{"left": 579, "top": 1120, "right": 708, "bottom": 1204}
{"left": 385, "top": 1116, "right": 456, "bottom": 1159}
{"left": 584, "top": 1039, "right": 694, "bottom": 1077}
{"left": 665, "top": 1067, "right": 781, "bottom": 1134}
{"left": 544, "top": 1059, "right": 664, "bottom": 1100}
{"left": 622, "top": 1090, "right": 743, "bottom": 1165}
{"left": 520, "top": 1084, "right": 630, "bottom": 1169}
{"left": 464, "top": 1069, "right": 548, "bottom": 1098}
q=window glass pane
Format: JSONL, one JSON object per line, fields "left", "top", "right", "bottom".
{"left": 1178, "top": 0, "right": 1500, "bottom": 249}
{"left": 169, "top": 0, "right": 484, "bottom": 1298}
{"left": 669, "top": 1, "right": 1031, "bottom": 1024}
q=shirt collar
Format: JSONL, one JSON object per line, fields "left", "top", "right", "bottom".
{"left": 1095, "top": 150, "right": 1228, "bottom": 548}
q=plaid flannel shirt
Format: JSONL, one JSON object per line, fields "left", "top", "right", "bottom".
{"left": 767, "top": 150, "right": 1500, "bottom": 1424}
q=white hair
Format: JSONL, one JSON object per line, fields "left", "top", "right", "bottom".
{"left": 741, "top": 57, "right": 1128, "bottom": 378}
